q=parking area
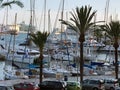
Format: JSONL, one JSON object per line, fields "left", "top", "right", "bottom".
{"left": 1, "top": 75, "right": 120, "bottom": 90}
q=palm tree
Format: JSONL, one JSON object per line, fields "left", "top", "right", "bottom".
{"left": 60, "top": 5, "right": 96, "bottom": 83}
{"left": 100, "top": 20, "right": 120, "bottom": 79}
{"left": 30, "top": 31, "right": 49, "bottom": 83}
{"left": 0, "top": 0, "right": 24, "bottom": 8}
{"left": 94, "top": 27, "right": 104, "bottom": 43}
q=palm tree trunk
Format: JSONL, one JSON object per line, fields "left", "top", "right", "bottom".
{"left": 80, "top": 42, "right": 84, "bottom": 83}
{"left": 39, "top": 52, "right": 43, "bottom": 83}
{"left": 115, "top": 47, "right": 118, "bottom": 79}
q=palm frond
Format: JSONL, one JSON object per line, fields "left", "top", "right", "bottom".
{"left": 100, "top": 21, "right": 120, "bottom": 40}
{"left": 30, "top": 31, "right": 49, "bottom": 50}
{"left": 60, "top": 5, "right": 96, "bottom": 35}
{"left": 1, "top": 0, "right": 24, "bottom": 8}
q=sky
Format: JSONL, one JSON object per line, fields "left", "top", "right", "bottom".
{"left": 0, "top": 0, "right": 120, "bottom": 30}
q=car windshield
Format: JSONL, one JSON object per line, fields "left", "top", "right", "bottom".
{"left": 7, "top": 86, "right": 14, "bottom": 90}
{"left": 89, "top": 80, "right": 100, "bottom": 84}
{"left": 0, "top": 86, "right": 14, "bottom": 90}
{"left": 14, "top": 83, "right": 33, "bottom": 89}
{"left": 67, "top": 82, "right": 76, "bottom": 86}
{"left": 0, "top": 86, "right": 6, "bottom": 90}
{"left": 83, "top": 79, "right": 104, "bottom": 84}
{"left": 105, "top": 80, "right": 118, "bottom": 84}
{"left": 41, "top": 81, "right": 63, "bottom": 88}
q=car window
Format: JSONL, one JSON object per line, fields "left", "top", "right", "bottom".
{"left": 41, "top": 81, "right": 63, "bottom": 87}
{"left": 83, "top": 79, "right": 89, "bottom": 83}
{"left": 7, "top": 86, "right": 14, "bottom": 90}
{"left": 105, "top": 80, "right": 118, "bottom": 84}
{"left": 41, "top": 81, "right": 48, "bottom": 86}
{"left": 14, "top": 84, "right": 21, "bottom": 88}
{"left": 89, "top": 80, "right": 99, "bottom": 84}
{"left": 67, "top": 82, "right": 76, "bottom": 86}
{"left": 14, "top": 83, "right": 33, "bottom": 89}
{"left": 48, "top": 81, "right": 62, "bottom": 87}
{"left": 0, "top": 86, "right": 6, "bottom": 90}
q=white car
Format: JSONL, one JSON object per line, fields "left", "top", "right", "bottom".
{"left": 0, "top": 84, "right": 15, "bottom": 90}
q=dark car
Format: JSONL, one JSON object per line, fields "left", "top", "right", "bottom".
{"left": 82, "top": 79, "right": 105, "bottom": 90}
{"left": 117, "top": 78, "right": 120, "bottom": 86}
{"left": 39, "top": 80, "right": 67, "bottom": 90}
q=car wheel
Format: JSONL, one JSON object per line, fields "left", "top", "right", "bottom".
{"left": 82, "top": 89, "right": 86, "bottom": 90}
{"left": 93, "top": 87, "right": 98, "bottom": 90}
{"left": 110, "top": 87, "right": 115, "bottom": 90}
{"left": 77, "top": 87, "right": 81, "bottom": 90}
{"left": 81, "top": 88, "right": 86, "bottom": 90}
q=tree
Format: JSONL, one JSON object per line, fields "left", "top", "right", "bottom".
{"left": 30, "top": 31, "right": 49, "bottom": 83}
{"left": 0, "top": 0, "right": 24, "bottom": 8}
{"left": 94, "top": 26, "right": 104, "bottom": 43}
{"left": 60, "top": 5, "right": 96, "bottom": 83}
{"left": 100, "top": 21, "right": 120, "bottom": 79}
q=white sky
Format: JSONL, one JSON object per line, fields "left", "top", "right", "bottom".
{"left": 0, "top": 0, "right": 120, "bottom": 31}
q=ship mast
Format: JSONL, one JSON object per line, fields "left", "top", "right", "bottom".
{"left": 60, "top": 0, "right": 65, "bottom": 41}
{"left": 104, "top": 0, "right": 110, "bottom": 24}
{"left": 104, "top": 0, "right": 110, "bottom": 45}
{"left": 43, "top": 0, "right": 46, "bottom": 32}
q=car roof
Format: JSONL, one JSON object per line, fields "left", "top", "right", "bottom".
{"left": 67, "top": 81, "right": 80, "bottom": 83}
{"left": 43, "top": 80, "right": 64, "bottom": 82}
{"left": 84, "top": 78, "right": 104, "bottom": 82}
{"left": 104, "top": 78, "right": 117, "bottom": 80}
{"left": 0, "top": 84, "right": 13, "bottom": 87}
{"left": 84, "top": 78, "right": 103, "bottom": 81}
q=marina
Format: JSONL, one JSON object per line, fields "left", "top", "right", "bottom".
{"left": 0, "top": 32, "right": 119, "bottom": 80}
{"left": 0, "top": 0, "right": 120, "bottom": 90}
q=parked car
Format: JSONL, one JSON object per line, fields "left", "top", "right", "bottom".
{"left": 39, "top": 80, "right": 67, "bottom": 90}
{"left": 117, "top": 78, "right": 120, "bottom": 86}
{"left": 104, "top": 78, "right": 119, "bottom": 90}
{"left": 82, "top": 79, "right": 105, "bottom": 90}
{"left": 34, "top": 84, "right": 40, "bottom": 90}
{"left": 115, "top": 86, "right": 120, "bottom": 90}
{"left": 13, "top": 82, "right": 35, "bottom": 90}
{"left": 66, "top": 81, "right": 81, "bottom": 90}
{"left": 0, "top": 84, "right": 15, "bottom": 90}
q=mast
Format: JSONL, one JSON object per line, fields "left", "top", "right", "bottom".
{"left": 104, "top": 0, "right": 110, "bottom": 45}
{"left": 12, "top": 13, "right": 17, "bottom": 65}
{"left": 48, "top": 9, "right": 51, "bottom": 33}
{"left": 60, "top": 0, "right": 65, "bottom": 41}
{"left": 6, "top": 0, "right": 9, "bottom": 25}
{"left": 104, "top": 0, "right": 110, "bottom": 24}
{"left": 21, "top": 0, "right": 35, "bottom": 68}
{"left": 43, "top": 0, "right": 46, "bottom": 32}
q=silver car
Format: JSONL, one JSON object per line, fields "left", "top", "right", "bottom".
{"left": 104, "top": 78, "right": 119, "bottom": 90}
{"left": 82, "top": 79, "right": 105, "bottom": 90}
{"left": 115, "top": 86, "right": 120, "bottom": 90}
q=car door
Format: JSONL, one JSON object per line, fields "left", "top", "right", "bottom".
{"left": 88, "top": 80, "right": 96, "bottom": 90}
{"left": 104, "top": 80, "right": 111, "bottom": 90}
{"left": 82, "top": 79, "right": 91, "bottom": 90}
